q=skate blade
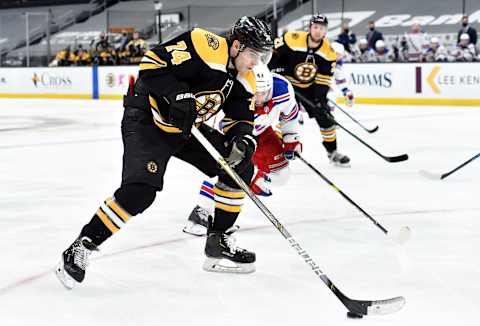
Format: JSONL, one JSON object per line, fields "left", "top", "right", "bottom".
{"left": 183, "top": 221, "right": 207, "bottom": 237}
{"left": 203, "top": 257, "right": 255, "bottom": 274}
{"left": 331, "top": 161, "right": 351, "bottom": 168}
{"left": 55, "top": 261, "right": 77, "bottom": 290}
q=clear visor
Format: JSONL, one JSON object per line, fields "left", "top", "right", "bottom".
{"left": 255, "top": 88, "right": 272, "bottom": 106}
{"left": 243, "top": 47, "right": 273, "bottom": 65}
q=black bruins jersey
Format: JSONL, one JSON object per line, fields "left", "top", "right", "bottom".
{"left": 135, "top": 28, "right": 256, "bottom": 137}
{"left": 269, "top": 31, "right": 336, "bottom": 102}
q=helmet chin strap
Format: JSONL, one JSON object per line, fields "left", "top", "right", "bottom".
{"left": 228, "top": 42, "right": 245, "bottom": 70}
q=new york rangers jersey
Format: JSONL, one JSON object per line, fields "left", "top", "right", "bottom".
{"left": 252, "top": 73, "right": 299, "bottom": 137}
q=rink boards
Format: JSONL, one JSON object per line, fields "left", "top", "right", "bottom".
{"left": 0, "top": 63, "right": 478, "bottom": 106}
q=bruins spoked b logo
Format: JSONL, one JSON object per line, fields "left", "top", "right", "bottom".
{"left": 195, "top": 91, "right": 224, "bottom": 122}
{"left": 294, "top": 62, "right": 317, "bottom": 83}
{"left": 146, "top": 161, "right": 158, "bottom": 174}
{"left": 205, "top": 33, "right": 220, "bottom": 50}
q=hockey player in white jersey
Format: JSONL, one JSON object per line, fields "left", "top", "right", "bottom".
{"left": 184, "top": 63, "right": 302, "bottom": 238}
{"left": 329, "top": 42, "right": 354, "bottom": 109}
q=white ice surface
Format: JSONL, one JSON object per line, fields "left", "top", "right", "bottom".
{"left": 0, "top": 98, "right": 478, "bottom": 326}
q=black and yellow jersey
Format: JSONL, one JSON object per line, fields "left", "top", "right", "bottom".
{"left": 126, "top": 38, "right": 148, "bottom": 51}
{"left": 135, "top": 28, "right": 256, "bottom": 138}
{"left": 269, "top": 31, "right": 336, "bottom": 101}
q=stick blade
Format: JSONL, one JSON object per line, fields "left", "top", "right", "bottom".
{"left": 419, "top": 169, "right": 443, "bottom": 180}
{"left": 391, "top": 226, "right": 411, "bottom": 244}
{"left": 367, "top": 126, "right": 379, "bottom": 133}
{"left": 386, "top": 154, "right": 409, "bottom": 163}
{"left": 367, "top": 296, "right": 406, "bottom": 315}
{"left": 345, "top": 296, "right": 406, "bottom": 316}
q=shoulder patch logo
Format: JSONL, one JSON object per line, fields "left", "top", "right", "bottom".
{"left": 205, "top": 33, "right": 220, "bottom": 50}
{"left": 146, "top": 161, "right": 158, "bottom": 174}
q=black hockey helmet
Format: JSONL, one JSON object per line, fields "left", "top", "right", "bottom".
{"left": 310, "top": 13, "right": 328, "bottom": 26}
{"left": 229, "top": 16, "right": 274, "bottom": 52}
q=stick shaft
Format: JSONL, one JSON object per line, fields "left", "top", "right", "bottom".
{"left": 328, "top": 100, "right": 377, "bottom": 132}
{"left": 297, "top": 153, "right": 389, "bottom": 235}
{"left": 191, "top": 127, "right": 406, "bottom": 316}
{"left": 296, "top": 92, "right": 407, "bottom": 163}
{"left": 190, "top": 127, "right": 353, "bottom": 308}
{"left": 442, "top": 153, "right": 480, "bottom": 179}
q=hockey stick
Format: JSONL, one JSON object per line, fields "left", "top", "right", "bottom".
{"left": 297, "top": 153, "right": 411, "bottom": 244}
{"left": 419, "top": 152, "right": 480, "bottom": 180}
{"left": 328, "top": 100, "right": 379, "bottom": 133}
{"left": 296, "top": 92, "right": 408, "bottom": 163}
{"left": 191, "top": 126, "right": 405, "bottom": 317}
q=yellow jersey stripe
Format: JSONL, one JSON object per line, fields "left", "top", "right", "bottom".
{"left": 149, "top": 95, "right": 182, "bottom": 133}
{"left": 222, "top": 120, "right": 254, "bottom": 133}
{"left": 316, "top": 73, "right": 333, "bottom": 79}
{"left": 144, "top": 51, "right": 167, "bottom": 66}
{"left": 314, "top": 80, "right": 331, "bottom": 86}
{"left": 153, "top": 118, "right": 182, "bottom": 133}
{"left": 139, "top": 62, "right": 163, "bottom": 71}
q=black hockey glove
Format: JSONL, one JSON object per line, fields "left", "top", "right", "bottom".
{"left": 226, "top": 134, "right": 257, "bottom": 173}
{"left": 168, "top": 92, "right": 197, "bottom": 139}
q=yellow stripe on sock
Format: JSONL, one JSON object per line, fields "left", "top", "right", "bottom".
{"left": 323, "top": 137, "right": 337, "bottom": 142}
{"left": 96, "top": 208, "right": 120, "bottom": 233}
{"left": 106, "top": 197, "right": 131, "bottom": 223}
{"left": 214, "top": 188, "right": 245, "bottom": 199}
{"left": 215, "top": 202, "right": 242, "bottom": 213}
{"left": 321, "top": 130, "right": 336, "bottom": 135}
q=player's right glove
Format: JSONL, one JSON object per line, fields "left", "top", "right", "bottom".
{"left": 282, "top": 133, "right": 302, "bottom": 160}
{"left": 342, "top": 87, "right": 354, "bottom": 107}
{"left": 168, "top": 91, "right": 197, "bottom": 139}
{"left": 226, "top": 134, "right": 257, "bottom": 173}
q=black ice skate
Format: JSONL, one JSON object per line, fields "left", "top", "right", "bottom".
{"left": 183, "top": 205, "right": 210, "bottom": 236}
{"left": 328, "top": 150, "right": 351, "bottom": 167}
{"left": 55, "top": 236, "right": 98, "bottom": 289}
{"left": 203, "top": 220, "right": 255, "bottom": 274}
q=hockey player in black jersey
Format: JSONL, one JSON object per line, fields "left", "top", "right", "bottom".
{"left": 56, "top": 17, "right": 274, "bottom": 289}
{"left": 269, "top": 13, "right": 350, "bottom": 167}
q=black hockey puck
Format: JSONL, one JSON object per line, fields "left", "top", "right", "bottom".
{"left": 346, "top": 311, "right": 363, "bottom": 319}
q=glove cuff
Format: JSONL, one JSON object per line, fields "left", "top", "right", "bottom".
{"left": 241, "top": 134, "right": 257, "bottom": 151}
{"left": 283, "top": 133, "right": 300, "bottom": 143}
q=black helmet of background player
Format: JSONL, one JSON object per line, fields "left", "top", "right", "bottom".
{"left": 309, "top": 13, "right": 328, "bottom": 42}
{"left": 310, "top": 13, "right": 328, "bottom": 26}
{"left": 228, "top": 16, "right": 274, "bottom": 72}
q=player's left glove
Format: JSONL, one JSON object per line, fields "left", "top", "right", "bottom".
{"left": 342, "top": 87, "right": 354, "bottom": 107}
{"left": 283, "top": 133, "right": 302, "bottom": 160}
{"left": 168, "top": 91, "right": 197, "bottom": 139}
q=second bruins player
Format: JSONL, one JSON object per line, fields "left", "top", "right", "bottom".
{"left": 269, "top": 13, "right": 350, "bottom": 166}
{"left": 55, "top": 16, "right": 274, "bottom": 289}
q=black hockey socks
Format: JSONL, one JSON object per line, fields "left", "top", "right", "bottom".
{"left": 80, "top": 183, "right": 157, "bottom": 246}
{"left": 212, "top": 182, "right": 245, "bottom": 231}
{"left": 321, "top": 126, "right": 337, "bottom": 153}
